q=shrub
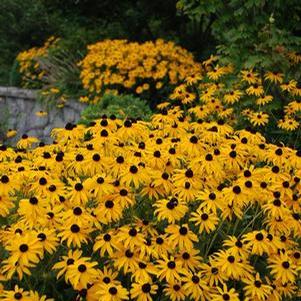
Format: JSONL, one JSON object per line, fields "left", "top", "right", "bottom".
{"left": 0, "top": 107, "right": 300, "bottom": 300}
{"left": 79, "top": 93, "right": 152, "bottom": 125}
{"left": 79, "top": 39, "right": 202, "bottom": 106}
{"left": 177, "top": 0, "right": 301, "bottom": 71}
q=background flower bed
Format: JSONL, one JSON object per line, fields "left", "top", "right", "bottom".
{"left": 13, "top": 37, "right": 301, "bottom": 148}
{"left": 0, "top": 0, "right": 299, "bottom": 148}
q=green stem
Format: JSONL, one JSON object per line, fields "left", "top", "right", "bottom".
{"left": 204, "top": 219, "right": 225, "bottom": 258}
{"left": 237, "top": 206, "right": 262, "bottom": 238}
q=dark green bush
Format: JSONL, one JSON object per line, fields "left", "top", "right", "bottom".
{"left": 177, "top": 0, "right": 301, "bottom": 70}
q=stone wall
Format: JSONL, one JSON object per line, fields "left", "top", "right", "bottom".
{"left": 0, "top": 87, "right": 86, "bottom": 143}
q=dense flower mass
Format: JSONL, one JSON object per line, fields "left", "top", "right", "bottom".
{"left": 16, "top": 36, "right": 59, "bottom": 89}
{"left": 79, "top": 39, "right": 201, "bottom": 104}
{"left": 0, "top": 108, "right": 301, "bottom": 300}
{"left": 169, "top": 54, "right": 301, "bottom": 134}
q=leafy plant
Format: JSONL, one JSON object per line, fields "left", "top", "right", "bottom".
{"left": 79, "top": 93, "right": 152, "bottom": 125}
{"left": 177, "top": 0, "right": 301, "bottom": 70}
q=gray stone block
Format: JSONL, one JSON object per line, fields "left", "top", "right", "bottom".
{"left": 0, "top": 86, "right": 87, "bottom": 142}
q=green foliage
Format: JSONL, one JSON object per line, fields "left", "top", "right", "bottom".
{"left": 0, "top": 0, "right": 61, "bottom": 85}
{"left": 9, "top": 60, "right": 22, "bottom": 87}
{"left": 177, "top": 0, "right": 301, "bottom": 70}
{"left": 79, "top": 94, "right": 152, "bottom": 125}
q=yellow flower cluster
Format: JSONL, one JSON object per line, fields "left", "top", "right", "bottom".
{"left": 79, "top": 39, "right": 201, "bottom": 104}
{"left": 16, "top": 37, "right": 59, "bottom": 88}
{"left": 170, "top": 54, "right": 301, "bottom": 132}
{"left": 0, "top": 107, "right": 301, "bottom": 300}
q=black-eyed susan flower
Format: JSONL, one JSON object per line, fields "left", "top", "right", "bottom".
{"left": 6, "top": 232, "right": 43, "bottom": 267}
{"left": 248, "top": 112, "right": 269, "bottom": 126}
{"left": 190, "top": 208, "right": 219, "bottom": 234}
{"left": 93, "top": 230, "right": 120, "bottom": 257}
{"left": 65, "top": 258, "right": 99, "bottom": 289}
{"left": 1, "top": 285, "right": 30, "bottom": 301}
{"left": 58, "top": 222, "right": 90, "bottom": 247}
{"left": 116, "top": 226, "right": 145, "bottom": 251}
{"left": 35, "top": 228, "right": 59, "bottom": 254}
{"left": 200, "top": 259, "right": 228, "bottom": 287}
{"left": 52, "top": 249, "right": 83, "bottom": 280}
{"left": 131, "top": 261, "right": 157, "bottom": 283}
{"left": 16, "top": 134, "right": 39, "bottom": 149}
{"left": 210, "top": 284, "right": 240, "bottom": 301}
{"left": 6, "top": 129, "right": 17, "bottom": 138}
{"left": 256, "top": 95, "right": 273, "bottom": 105}
{"left": 35, "top": 110, "right": 48, "bottom": 117}
{"left": 165, "top": 224, "right": 198, "bottom": 251}
{"left": 96, "top": 282, "right": 129, "bottom": 301}
{"left": 176, "top": 248, "right": 202, "bottom": 271}
{"left": 163, "top": 282, "right": 186, "bottom": 301}
{"left": 214, "top": 250, "right": 253, "bottom": 280}
{"left": 130, "top": 281, "right": 158, "bottom": 301}
{"left": 278, "top": 117, "right": 299, "bottom": 131}
{"left": 264, "top": 71, "right": 283, "bottom": 84}
{"left": 154, "top": 197, "right": 188, "bottom": 224}
{"left": 241, "top": 70, "right": 259, "bottom": 84}
{"left": 67, "top": 178, "right": 90, "bottom": 206}
{"left": 156, "top": 255, "right": 186, "bottom": 283}
{"left": 243, "top": 273, "right": 272, "bottom": 300}
{"left": 182, "top": 270, "right": 209, "bottom": 301}
{"left": 242, "top": 230, "right": 270, "bottom": 256}
{"left": 95, "top": 198, "right": 123, "bottom": 224}
{"left": 113, "top": 247, "right": 140, "bottom": 274}
{"left": 268, "top": 252, "right": 297, "bottom": 284}
{"left": 223, "top": 90, "right": 243, "bottom": 104}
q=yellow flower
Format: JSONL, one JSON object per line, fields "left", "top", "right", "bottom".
{"left": 248, "top": 112, "right": 269, "bottom": 126}
{"left": 210, "top": 285, "right": 240, "bottom": 301}
{"left": 96, "top": 283, "right": 129, "bottom": 301}
{"left": 35, "top": 110, "right": 48, "bottom": 117}
{"left": 156, "top": 255, "right": 186, "bottom": 283}
{"left": 190, "top": 208, "right": 219, "bottom": 234}
{"left": 256, "top": 95, "right": 273, "bottom": 105}
{"left": 268, "top": 252, "right": 298, "bottom": 284}
{"left": 243, "top": 273, "right": 272, "bottom": 300}
{"left": 223, "top": 90, "right": 243, "bottom": 104}
{"left": 165, "top": 224, "right": 198, "bottom": 251}
{"left": 203, "top": 54, "right": 219, "bottom": 67}
{"left": 16, "top": 134, "right": 39, "bottom": 149}
{"left": 241, "top": 70, "right": 259, "bottom": 84}
{"left": 79, "top": 96, "right": 90, "bottom": 103}
{"left": 130, "top": 281, "right": 158, "bottom": 301}
{"left": 246, "top": 83, "right": 264, "bottom": 96}
{"left": 65, "top": 258, "right": 99, "bottom": 289}
{"left": 207, "top": 65, "right": 228, "bottom": 80}
{"left": 4, "top": 233, "right": 43, "bottom": 279}
{"left": 6, "top": 129, "right": 17, "bottom": 138}
{"left": 264, "top": 71, "right": 283, "bottom": 84}
{"left": 278, "top": 117, "right": 299, "bottom": 131}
